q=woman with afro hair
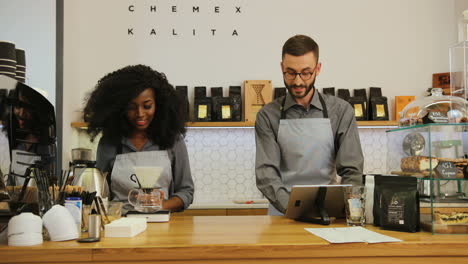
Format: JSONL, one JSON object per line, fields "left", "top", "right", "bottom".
{"left": 84, "top": 64, "right": 193, "bottom": 212}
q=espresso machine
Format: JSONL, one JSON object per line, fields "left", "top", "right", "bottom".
{"left": 0, "top": 74, "right": 57, "bottom": 226}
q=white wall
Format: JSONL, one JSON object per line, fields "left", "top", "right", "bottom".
{"left": 0, "top": 0, "right": 56, "bottom": 105}
{"left": 457, "top": 0, "right": 468, "bottom": 18}
{"left": 63, "top": 0, "right": 459, "bottom": 165}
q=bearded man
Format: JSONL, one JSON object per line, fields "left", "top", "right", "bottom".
{"left": 255, "top": 35, "right": 364, "bottom": 215}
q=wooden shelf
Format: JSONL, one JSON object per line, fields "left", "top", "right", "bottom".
{"left": 71, "top": 122, "right": 88, "bottom": 128}
{"left": 71, "top": 120, "right": 398, "bottom": 128}
{"left": 356, "top": 120, "right": 398, "bottom": 126}
{"left": 186, "top": 121, "right": 255, "bottom": 127}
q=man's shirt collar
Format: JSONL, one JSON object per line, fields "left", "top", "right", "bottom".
{"left": 283, "top": 89, "right": 324, "bottom": 111}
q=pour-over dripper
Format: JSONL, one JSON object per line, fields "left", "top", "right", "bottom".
{"left": 133, "top": 166, "right": 163, "bottom": 188}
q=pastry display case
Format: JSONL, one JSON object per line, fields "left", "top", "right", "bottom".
{"left": 387, "top": 39, "right": 468, "bottom": 234}
{"left": 398, "top": 88, "right": 467, "bottom": 127}
{"left": 386, "top": 123, "right": 468, "bottom": 234}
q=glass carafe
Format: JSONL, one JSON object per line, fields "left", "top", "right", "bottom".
{"left": 128, "top": 187, "right": 164, "bottom": 213}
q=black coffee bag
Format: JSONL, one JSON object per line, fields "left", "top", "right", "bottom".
{"left": 211, "top": 87, "right": 223, "bottom": 121}
{"left": 322, "top": 87, "right": 335, "bottom": 96}
{"left": 194, "top": 98, "right": 211, "bottom": 121}
{"left": 369, "top": 96, "right": 389, "bottom": 120}
{"left": 369, "top": 87, "right": 382, "bottom": 98}
{"left": 194, "top": 86, "right": 207, "bottom": 98}
{"left": 229, "top": 86, "right": 242, "bottom": 121}
{"left": 274, "top": 87, "right": 287, "bottom": 99}
{"left": 337, "top": 89, "right": 350, "bottom": 102}
{"left": 373, "top": 175, "right": 419, "bottom": 232}
{"left": 348, "top": 96, "right": 367, "bottom": 121}
{"left": 194, "top": 87, "right": 211, "bottom": 121}
{"left": 214, "top": 97, "right": 233, "bottom": 121}
{"left": 175, "top": 86, "right": 189, "bottom": 121}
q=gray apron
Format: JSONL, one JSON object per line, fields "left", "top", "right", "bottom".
{"left": 110, "top": 147, "right": 172, "bottom": 213}
{"left": 268, "top": 93, "right": 335, "bottom": 215}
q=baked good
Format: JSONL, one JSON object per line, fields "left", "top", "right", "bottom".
{"left": 401, "top": 156, "right": 439, "bottom": 172}
{"left": 434, "top": 211, "right": 468, "bottom": 225}
{"left": 437, "top": 157, "right": 468, "bottom": 166}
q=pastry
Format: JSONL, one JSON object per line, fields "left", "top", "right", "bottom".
{"left": 401, "top": 156, "right": 439, "bottom": 172}
{"left": 434, "top": 211, "right": 468, "bottom": 225}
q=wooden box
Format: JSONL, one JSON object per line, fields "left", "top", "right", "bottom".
{"left": 432, "top": 72, "right": 451, "bottom": 95}
{"left": 395, "top": 95, "right": 415, "bottom": 120}
{"left": 243, "top": 80, "right": 272, "bottom": 122}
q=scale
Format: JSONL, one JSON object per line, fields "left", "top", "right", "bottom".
{"left": 126, "top": 210, "right": 170, "bottom": 222}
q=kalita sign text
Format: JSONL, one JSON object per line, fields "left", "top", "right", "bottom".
{"left": 127, "top": 4, "right": 242, "bottom": 37}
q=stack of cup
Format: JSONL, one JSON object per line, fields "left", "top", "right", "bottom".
{"left": 15, "top": 48, "right": 26, "bottom": 83}
{"left": 8, "top": 213, "right": 43, "bottom": 246}
{"left": 0, "top": 41, "right": 17, "bottom": 80}
{"left": 42, "top": 205, "right": 79, "bottom": 241}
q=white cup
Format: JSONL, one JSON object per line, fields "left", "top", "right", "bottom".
{"left": 42, "top": 205, "right": 78, "bottom": 241}
{"left": 8, "top": 212, "right": 43, "bottom": 246}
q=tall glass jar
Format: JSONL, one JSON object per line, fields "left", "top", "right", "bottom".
{"left": 458, "top": 10, "right": 468, "bottom": 42}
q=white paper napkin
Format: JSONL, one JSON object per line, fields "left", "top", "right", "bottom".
{"left": 304, "top": 227, "right": 402, "bottom": 244}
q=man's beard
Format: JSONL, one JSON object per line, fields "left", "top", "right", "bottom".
{"left": 285, "top": 79, "right": 315, "bottom": 99}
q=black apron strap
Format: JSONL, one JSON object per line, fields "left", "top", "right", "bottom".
{"left": 117, "top": 143, "right": 123, "bottom": 155}
{"left": 280, "top": 96, "right": 287, "bottom": 120}
{"left": 107, "top": 142, "right": 123, "bottom": 200}
{"left": 318, "top": 92, "right": 328, "bottom": 118}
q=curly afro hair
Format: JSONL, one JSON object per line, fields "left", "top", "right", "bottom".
{"left": 83, "top": 64, "right": 187, "bottom": 149}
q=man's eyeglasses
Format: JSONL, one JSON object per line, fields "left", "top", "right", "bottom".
{"left": 283, "top": 69, "right": 315, "bottom": 81}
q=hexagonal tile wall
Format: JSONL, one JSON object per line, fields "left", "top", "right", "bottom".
{"left": 75, "top": 127, "right": 389, "bottom": 204}
{"left": 186, "top": 128, "right": 261, "bottom": 203}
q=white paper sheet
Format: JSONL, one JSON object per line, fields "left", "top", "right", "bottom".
{"left": 304, "top": 227, "right": 402, "bottom": 244}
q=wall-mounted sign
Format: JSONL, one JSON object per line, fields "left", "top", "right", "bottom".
{"left": 126, "top": 3, "right": 242, "bottom": 37}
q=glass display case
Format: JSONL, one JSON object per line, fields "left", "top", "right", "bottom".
{"left": 386, "top": 123, "right": 468, "bottom": 234}
{"left": 398, "top": 88, "right": 467, "bottom": 127}
{"left": 450, "top": 41, "right": 468, "bottom": 100}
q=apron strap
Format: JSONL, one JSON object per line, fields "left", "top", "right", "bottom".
{"left": 106, "top": 143, "right": 123, "bottom": 200}
{"left": 318, "top": 92, "right": 328, "bottom": 118}
{"left": 280, "top": 90, "right": 328, "bottom": 119}
{"left": 280, "top": 96, "right": 287, "bottom": 120}
{"left": 117, "top": 143, "right": 123, "bottom": 155}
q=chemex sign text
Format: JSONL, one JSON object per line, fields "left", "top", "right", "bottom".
{"left": 127, "top": 3, "right": 242, "bottom": 37}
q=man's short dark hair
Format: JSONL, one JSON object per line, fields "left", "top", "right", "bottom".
{"left": 282, "top": 35, "right": 319, "bottom": 61}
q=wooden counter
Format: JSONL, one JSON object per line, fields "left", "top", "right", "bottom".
{"left": 1, "top": 215, "right": 468, "bottom": 264}
{"left": 72, "top": 120, "right": 399, "bottom": 129}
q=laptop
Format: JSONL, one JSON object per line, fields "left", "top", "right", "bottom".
{"left": 285, "top": 184, "right": 351, "bottom": 224}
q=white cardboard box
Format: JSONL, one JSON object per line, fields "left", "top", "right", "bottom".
{"left": 104, "top": 217, "right": 147, "bottom": 237}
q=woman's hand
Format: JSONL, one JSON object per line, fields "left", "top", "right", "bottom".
{"left": 162, "top": 196, "right": 185, "bottom": 211}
